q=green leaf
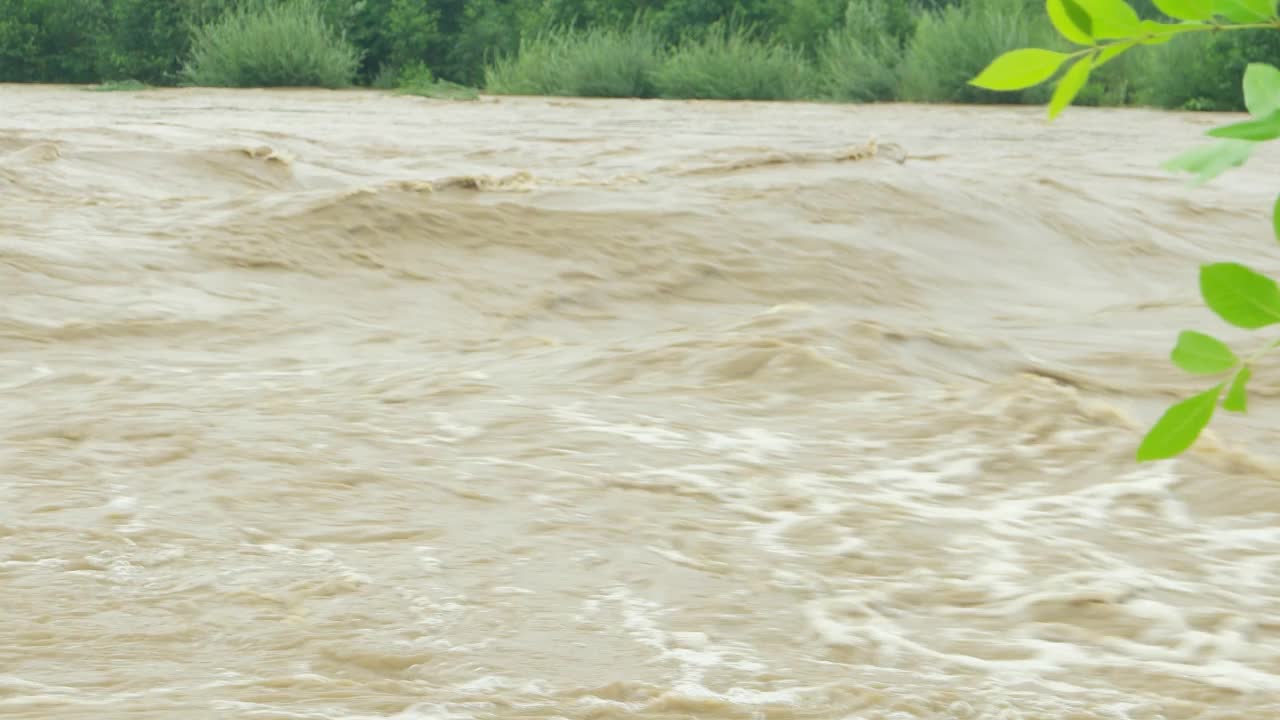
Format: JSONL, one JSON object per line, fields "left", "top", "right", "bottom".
{"left": 1050, "top": 0, "right": 1096, "bottom": 43}
{"left": 1136, "top": 19, "right": 1203, "bottom": 43}
{"left": 1094, "top": 40, "right": 1137, "bottom": 67}
{"left": 1048, "top": 55, "right": 1093, "bottom": 119}
{"left": 1153, "top": 0, "right": 1215, "bottom": 19}
{"left": 1214, "top": 0, "right": 1275, "bottom": 21}
{"left": 1170, "top": 330, "right": 1239, "bottom": 373}
{"left": 1079, "top": 0, "right": 1143, "bottom": 37}
{"left": 1200, "top": 262, "right": 1280, "bottom": 329}
{"left": 970, "top": 49, "right": 1073, "bottom": 91}
{"left": 1243, "top": 63, "right": 1280, "bottom": 117}
{"left": 1136, "top": 384, "right": 1223, "bottom": 461}
{"left": 1163, "top": 139, "right": 1256, "bottom": 183}
{"left": 1206, "top": 108, "right": 1280, "bottom": 141}
{"left": 1223, "top": 365, "right": 1252, "bottom": 412}
{"left": 1273, "top": 192, "right": 1280, "bottom": 242}
{"left": 1247, "top": 0, "right": 1278, "bottom": 16}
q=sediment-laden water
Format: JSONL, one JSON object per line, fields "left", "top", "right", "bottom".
{"left": 4, "top": 85, "right": 1280, "bottom": 719}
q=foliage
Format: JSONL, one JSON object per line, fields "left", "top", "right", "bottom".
{"left": 0, "top": 0, "right": 1275, "bottom": 105}
{"left": 850, "top": 0, "right": 922, "bottom": 45}
{"left": 392, "top": 62, "right": 479, "bottom": 100}
{"left": 96, "top": 0, "right": 197, "bottom": 84}
{"left": 485, "top": 22, "right": 663, "bottom": 98}
{"left": 649, "top": 0, "right": 786, "bottom": 42}
{"left": 435, "top": 0, "right": 524, "bottom": 86}
{"left": 0, "top": 0, "right": 250, "bottom": 85}
{"left": 769, "top": 0, "right": 851, "bottom": 49}
{"left": 1071, "top": 39, "right": 1145, "bottom": 105}
{"left": 900, "top": 0, "right": 1058, "bottom": 104}
{"left": 970, "top": 0, "right": 1280, "bottom": 461}
{"left": 1139, "top": 27, "right": 1280, "bottom": 110}
{"left": 322, "top": 0, "right": 441, "bottom": 83}
{"left": 182, "top": 0, "right": 361, "bottom": 88}
{"left": 0, "top": 0, "right": 109, "bottom": 83}
{"left": 817, "top": 29, "right": 902, "bottom": 102}
{"left": 816, "top": 0, "right": 913, "bottom": 102}
{"left": 653, "top": 21, "right": 815, "bottom": 100}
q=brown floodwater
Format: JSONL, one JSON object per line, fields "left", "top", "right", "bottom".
{"left": 3, "top": 85, "right": 1280, "bottom": 719}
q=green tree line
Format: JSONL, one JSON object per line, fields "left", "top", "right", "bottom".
{"left": 2, "top": 0, "right": 1279, "bottom": 109}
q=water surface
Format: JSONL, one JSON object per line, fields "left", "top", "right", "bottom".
{"left": 3, "top": 86, "right": 1280, "bottom": 719}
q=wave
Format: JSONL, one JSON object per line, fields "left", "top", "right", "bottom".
{"left": 671, "top": 140, "right": 908, "bottom": 176}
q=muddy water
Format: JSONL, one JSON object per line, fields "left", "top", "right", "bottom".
{"left": 4, "top": 85, "right": 1280, "bottom": 719}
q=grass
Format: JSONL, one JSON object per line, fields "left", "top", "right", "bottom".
{"left": 652, "top": 23, "right": 815, "bottom": 101}
{"left": 181, "top": 0, "right": 361, "bottom": 89}
{"left": 816, "top": 0, "right": 908, "bottom": 103}
{"left": 84, "top": 79, "right": 150, "bottom": 92}
{"left": 383, "top": 62, "right": 480, "bottom": 101}
{"left": 817, "top": 31, "right": 901, "bottom": 103}
{"left": 898, "top": 0, "right": 1054, "bottom": 105}
{"left": 485, "top": 23, "right": 663, "bottom": 98}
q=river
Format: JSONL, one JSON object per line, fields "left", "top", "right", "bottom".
{"left": 3, "top": 85, "right": 1280, "bottom": 719}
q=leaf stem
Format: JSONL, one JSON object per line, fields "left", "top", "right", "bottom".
{"left": 1068, "top": 20, "right": 1280, "bottom": 60}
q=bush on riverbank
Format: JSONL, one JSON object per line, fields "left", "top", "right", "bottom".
{"left": 898, "top": 0, "right": 1052, "bottom": 105}
{"left": 485, "top": 23, "right": 663, "bottom": 98}
{"left": 0, "top": 0, "right": 107, "bottom": 83}
{"left": 390, "top": 62, "right": 480, "bottom": 100}
{"left": 183, "top": 0, "right": 360, "bottom": 88}
{"left": 1137, "top": 30, "right": 1280, "bottom": 111}
{"left": 0, "top": 0, "right": 1275, "bottom": 112}
{"left": 815, "top": 0, "right": 912, "bottom": 102}
{"left": 653, "top": 23, "right": 814, "bottom": 101}
{"left": 487, "top": 20, "right": 818, "bottom": 102}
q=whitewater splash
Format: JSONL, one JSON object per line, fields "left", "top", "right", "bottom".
{"left": 3, "top": 85, "right": 1280, "bottom": 719}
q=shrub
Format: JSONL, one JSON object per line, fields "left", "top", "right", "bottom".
{"left": 95, "top": 0, "right": 204, "bottom": 85}
{"left": 182, "top": 0, "right": 361, "bottom": 89}
{"left": 898, "top": 0, "right": 1054, "bottom": 104}
{"left": 652, "top": 0, "right": 775, "bottom": 42}
{"left": 0, "top": 0, "right": 107, "bottom": 83}
{"left": 768, "top": 0, "right": 849, "bottom": 49}
{"left": 844, "top": 0, "right": 919, "bottom": 45}
{"left": 816, "top": 0, "right": 914, "bottom": 102}
{"left": 391, "top": 62, "right": 479, "bottom": 101}
{"left": 485, "top": 23, "right": 663, "bottom": 98}
{"left": 1137, "top": 29, "right": 1280, "bottom": 111}
{"left": 439, "top": 0, "right": 523, "bottom": 86}
{"left": 653, "top": 22, "right": 814, "bottom": 101}
{"left": 817, "top": 31, "right": 901, "bottom": 103}
{"left": 326, "top": 0, "right": 441, "bottom": 83}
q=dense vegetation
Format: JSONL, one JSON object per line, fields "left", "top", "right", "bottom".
{"left": 0, "top": 0, "right": 1277, "bottom": 109}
